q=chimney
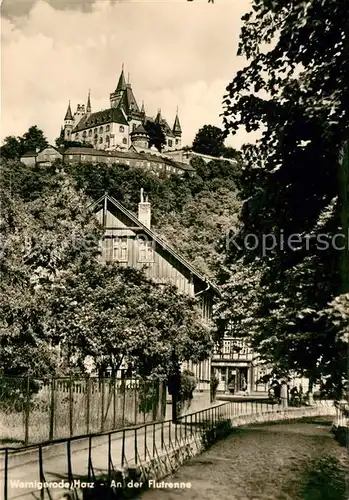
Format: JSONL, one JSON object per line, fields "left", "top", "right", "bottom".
{"left": 138, "top": 188, "right": 151, "bottom": 229}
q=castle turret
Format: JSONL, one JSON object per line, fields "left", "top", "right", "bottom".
{"left": 130, "top": 124, "right": 149, "bottom": 151}
{"left": 155, "top": 108, "right": 162, "bottom": 124}
{"left": 63, "top": 101, "right": 73, "bottom": 141}
{"left": 86, "top": 89, "right": 92, "bottom": 115}
{"left": 172, "top": 107, "right": 182, "bottom": 149}
{"left": 110, "top": 64, "right": 127, "bottom": 108}
{"left": 73, "top": 104, "right": 85, "bottom": 127}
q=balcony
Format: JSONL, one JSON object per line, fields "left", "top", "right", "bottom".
{"left": 212, "top": 338, "right": 254, "bottom": 362}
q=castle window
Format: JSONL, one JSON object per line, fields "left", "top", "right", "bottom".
{"left": 106, "top": 135, "right": 110, "bottom": 144}
{"left": 99, "top": 137, "right": 103, "bottom": 144}
{"left": 94, "top": 128, "right": 97, "bottom": 134}
{"left": 122, "top": 138, "right": 127, "bottom": 144}
{"left": 89, "top": 130, "right": 92, "bottom": 137}
{"left": 119, "top": 126, "right": 125, "bottom": 133}
{"left": 113, "top": 237, "right": 128, "bottom": 262}
{"left": 175, "top": 139, "right": 179, "bottom": 145}
{"left": 132, "top": 123, "right": 136, "bottom": 131}
{"left": 82, "top": 131, "right": 87, "bottom": 138}
{"left": 99, "top": 126, "right": 103, "bottom": 133}
{"left": 106, "top": 125, "right": 110, "bottom": 132}
{"left": 75, "top": 134, "right": 79, "bottom": 140}
{"left": 137, "top": 238, "right": 154, "bottom": 263}
{"left": 168, "top": 140, "right": 173, "bottom": 147}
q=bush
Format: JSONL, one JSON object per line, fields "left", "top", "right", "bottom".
{"left": 0, "top": 376, "right": 41, "bottom": 412}
{"left": 177, "top": 370, "right": 197, "bottom": 414}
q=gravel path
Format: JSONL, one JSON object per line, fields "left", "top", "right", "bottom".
{"left": 139, "top": 417, "right": 349, "bottom": 500}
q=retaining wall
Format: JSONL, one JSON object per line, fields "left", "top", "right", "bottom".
{"left": 112, "top": 404, "right": 337, "bottom": 498}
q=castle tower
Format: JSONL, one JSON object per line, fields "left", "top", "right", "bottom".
{"left": 130, "top": 124, "right": 149, "bottom": 151}
{"left": 63, "top": 101, "right": 73, "bottom": 141}
{"left": 172, "top": 107, "right": 182, "bottom": 149}
{"left": 73, "top": 104, "right": 85, "bottom": 127}
{"left": 110, "top": 64, "right": 126, "bottom": 108}
{"left": 86, "top": 89, "right": 92, "bottom": 116}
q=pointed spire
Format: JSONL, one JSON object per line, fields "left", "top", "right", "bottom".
{"left": 141, "top": 101, "right": 145, "bottom": 113}
{"left": 86, "top": 89, "right": 91, "bottom": 113}
{"left": 127, "top": 72, "right": 130, "bottom": 85}
{"left": 115, "top": 64, "right": 126, "bottom": 92}
{"left": 173, "top": 106, "right": 182, "bottom": 135}
{"left": 64, "top": 101, "right": 73, "bottom": 121}
{"left": 155, "top": 108, "right": 162, "bottom": 124}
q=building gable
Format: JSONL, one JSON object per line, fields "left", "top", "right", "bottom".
{"left": 93, "top": 194, "right": 220, "bottom": 301}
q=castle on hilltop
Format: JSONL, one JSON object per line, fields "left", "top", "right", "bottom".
{"left": 62, "top": 65, "right": 182, "bottom": 153}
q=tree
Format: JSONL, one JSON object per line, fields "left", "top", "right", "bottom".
{"left": 192, "top": 125, "right": 225, "bottom": 157}
{"left": 21, "top": 126, "right": 48, "bottom": 153}
{"left": 0, "top": 167, "right": 102, "bottom": 376}
{"left": 55, "top": 132, "right": 94, "bottom": 150}
{"left": 144, "top": 120, "right": 166, "bottom": 152}
{"left": 49, "top": 264, "right": 213, "bottom": 377}
{"left": 220, "top": 0, "right": 349, "bottom": 392}
{"left": 0, "top": 136, "right": 23, "bottom": 160}
{"left": 0, "top": 125, "right": 48, "bottom": 160}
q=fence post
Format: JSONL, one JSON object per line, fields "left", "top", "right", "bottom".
{"left": 152, "top": 379, "right": 157, "bottom": 422}
{"left": 24, "top": 375, "right": 30, "bottom": 446}
{"left": 4, "top": 448, "right": 8, "bottom": 500}
{"left": 69, "top": 376, "right": 73, "bottom": 438}
{"left": 101, "top": 377, "right": 105, "bottom": 433}
{"left": 86, "top": 377, "right": 90, "bottom": 435}
{"left": 157, "top": 380, "right": 164, "bottom": 421}
{"left": 49, "top": 377, "right": 55, "bottom": 441}
{"left": 121, "top": 379, "right": 126, "bottom": 427}
{"left": 113, "top": 378, "right": 116, "bottom": 429}
{"left": 134, "top": 381, "right": 138, "bottom": 425}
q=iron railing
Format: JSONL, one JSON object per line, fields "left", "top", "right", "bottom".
{"left": 1, "top": 399, "right": 306, "bottom": 500}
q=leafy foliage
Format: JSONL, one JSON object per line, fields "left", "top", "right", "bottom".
{"left": 144, "top": 120, "right": 166, "bottom": 152}
{"left": 1, "top": 125, "right": 48, "bottom": 160}
{"left": 219, "top": 0, "right": 349, "bottom": 390}
{"left": 192, "top": 125, "right": 225, "bottom": 157}
{"left": 192, "top": 124, "right": 241, "bottom": 159}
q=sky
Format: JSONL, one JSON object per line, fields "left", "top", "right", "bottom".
{"left": 1, "top": 0, "right": 257, "bottom": 149}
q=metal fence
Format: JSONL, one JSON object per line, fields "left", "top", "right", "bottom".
{"left": 0, "top": 376, "right": 166, "bottom": 445}
{"left": 0, "top": 399, "right": 280, "bottom": 500}
{"left": 3, "top": 399, "right": 330, "bottom": 500}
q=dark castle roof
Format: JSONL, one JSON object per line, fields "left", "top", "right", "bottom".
{"left": 72, "top": 108, "right": 128, "bottom": 132}
{"left": 130, "top": 124, "right": 148, "bottom": 136}
{"left": 64, "top": 102, "right": 73, "bottom": 121}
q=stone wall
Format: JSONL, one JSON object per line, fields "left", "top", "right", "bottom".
{"left": 112, "top": 403, "right": 336, "bottom": 499}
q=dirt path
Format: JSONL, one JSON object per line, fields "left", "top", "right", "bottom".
{"left": 139, "top": 417, "right": 349, "bottom": 500}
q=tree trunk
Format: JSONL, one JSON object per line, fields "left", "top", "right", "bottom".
{"left": 308, "top": 378, "right": 314, "bottom": 405}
